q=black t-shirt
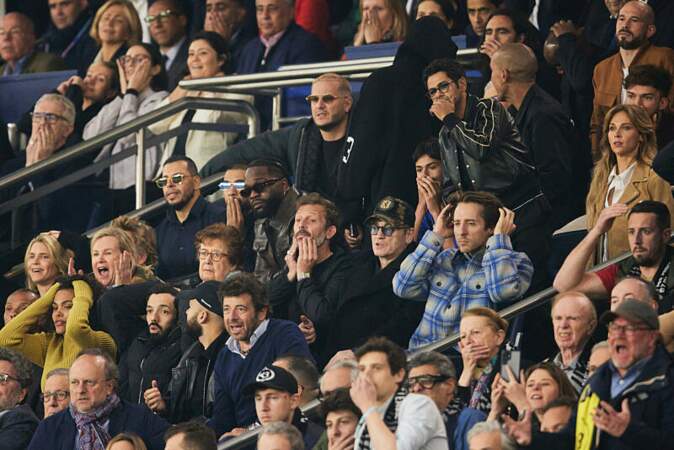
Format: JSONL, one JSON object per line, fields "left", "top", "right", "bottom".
{"left": 318, "top": 135, "right": 345, "bottom": 198}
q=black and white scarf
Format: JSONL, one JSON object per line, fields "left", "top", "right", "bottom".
{"left": 357, "top": 386, "right": 408, "bottom": 450}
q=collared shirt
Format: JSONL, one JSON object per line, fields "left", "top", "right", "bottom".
{"left": 393, "top": 230, "right": 533, "bottom": 349}
{"left": 225, "top": 319, "right": 270, "bottom": 358}
{"left": 353, "top": 393, "right": 448, "bottom": 450}
{"left": 602, "top": 162, "right": 637, "bottom": 261}
{"left": 609, "top": 355, "right": 651, "bottom": 398}
{"left": 3, "top": 53, "right": 30, "bottom": 75}
{"left": 162, "top": 36, "right": 186, "bottom": 70}
{"left": 552, "top": 350, "right": 589, "bottom": 394}
{"left": 260, "top": 30, "right": 286, "bottom": 58}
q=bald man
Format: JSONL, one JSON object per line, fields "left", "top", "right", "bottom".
{"left": 590, "top": 0, "right": 674, "bottom": 158}
{"left": 0, "top": 12, "right": 66, "bottom": 75}
{"left": 490, "top": 43, "right": 578, "bottom": 230}
{"left": 548, "top": 291, "right": 597, "bottom": 393}
{"left": 610, "top": 277, "right": 659, "bottom": 312}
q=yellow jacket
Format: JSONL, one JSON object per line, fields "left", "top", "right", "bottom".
{"left": 0, "top": 280, "right": 117, "bottom": 389}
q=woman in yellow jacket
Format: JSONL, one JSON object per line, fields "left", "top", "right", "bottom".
{"left": 0, "top": 277, "right": 117, "bottom": 389}
{"left": 586, "top": 104, "right": 674, "bottom": 264}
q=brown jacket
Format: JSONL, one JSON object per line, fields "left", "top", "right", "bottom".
{"left": 590, "top": 43, "right": 674, "bottom": 156}
{"left": 586, "top": 161, "right": 674, "bottom": 263}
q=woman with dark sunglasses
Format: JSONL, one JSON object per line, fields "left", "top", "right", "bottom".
{"left": 84, "top": 43, "right": 169, "bottom": 217}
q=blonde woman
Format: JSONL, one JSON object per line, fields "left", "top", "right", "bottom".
{"left": 90, "top": 0, "right": 143, "bottom": 63}
{"left": 353, "top": 0, "right": 408, "bottom": 46}
{"left": 24, "top": 233, "right": 70, "bottom": 296}
{"left": 106, "top": 432, "right": 148, "bottom": 450}
{"left": 90, "top": 226, "right": 155, "bottom": 289}
{"left": 586, "top": 104, "right": 674, "bottom": 263}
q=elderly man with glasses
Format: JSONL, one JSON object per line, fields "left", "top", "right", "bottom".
{"left": 0, "top": 348, "right": 38, "bottom": 449}
{"left": 504, "top": 299, "right": 674, "bottom": 450}
{"left": 154, "top": 155, "right": 225, "bottom": 282}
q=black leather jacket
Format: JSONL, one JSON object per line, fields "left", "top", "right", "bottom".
{"left": 439, "top": 94, "right": 543, "bottom": 209}
{"left": 167, "top": 332, "right": 228, "bottom": 423}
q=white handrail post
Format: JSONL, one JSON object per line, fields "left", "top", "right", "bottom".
{"left": 135, "top": 128, "right": 146, "bottom": 209}
{"left": 272, "top": 88, "right": 282, "bottom": 130}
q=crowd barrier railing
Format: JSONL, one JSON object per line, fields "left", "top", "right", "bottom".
{"left": 215, "top": 246, "right": 642, "bottom": 450}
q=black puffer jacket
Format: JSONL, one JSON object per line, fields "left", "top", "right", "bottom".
{"left": 119, "top": 327, "right": 182, "bottom": 404}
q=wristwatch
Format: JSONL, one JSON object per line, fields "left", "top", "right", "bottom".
{"left": 297, "top": 272, "right": 311, "bottom": 281}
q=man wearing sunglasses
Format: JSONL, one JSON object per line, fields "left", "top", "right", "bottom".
{"left": 243, "top": 159, "right": 297, "bottom": 283}
{"left": 155, "top": 156, "right": 225, "bottom": 281}
{"left": 0, "top": 348, "right": 38, "bottom": 449}
{"left": 322, "top": 196, "right": 425, "bottom": 363}
{"left": 200, "top": 74, "right": 361, "bottom": 226}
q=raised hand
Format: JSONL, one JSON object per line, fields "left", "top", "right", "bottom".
{"left": 429, "top": 93, "right": 456, "bottom": 121}
{"left": 502, "top": 409, "right": 533, "bottom": 446}
{"left": 299, "top": 315, "right": 317, "bottom": 344}
{"left": 113, "top": 250, "right": 134, "bottom": 286}
{"left": 433, "top": 202, "right": 455, "bottom": 239}
{"left": 225, "top": 194, "right": 244, "bottom": 233}
{"left": 494, "top": 208, "right": 516, "bottom": 236}
{"left": 593, "top": 399, "right": 630, "bottom": 437}
{"left": 285, "top": 239, "right": 298, "bottom": 282}
{"left": 362, "top": 9, "right": 384, "bottom": 44}
{"left": 592, "top": 203, "right": 629, "bottom": 236}
{"left": 143, "top": 379, "right": 167, "bottom": 412}
{"left": 296, "top": 237, "right": 318, "bottom": 274}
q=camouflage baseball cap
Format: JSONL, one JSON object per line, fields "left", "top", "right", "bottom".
{"left": 365, "top": 196, "right": 415, "bottom": 228}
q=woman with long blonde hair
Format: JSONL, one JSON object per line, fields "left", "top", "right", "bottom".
{"left": 586, "top": 104, "right": 674, "bottom": 263}
{"left": 353, "top": 0, "right": 408, "bottom": 46}
{"left": 23, "top": 233, "right": 70, "bottom": 296}
{"left": 90, "top": 0, "right": 143, "bottom": 63}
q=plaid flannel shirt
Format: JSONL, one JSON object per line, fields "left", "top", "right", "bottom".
{"left": 393, "top": 230, "right": 534, "bottom": 350}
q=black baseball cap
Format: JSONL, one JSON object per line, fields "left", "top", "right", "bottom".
{"left": 184, "top": 281, "right": 223, "bottom": 317}
{"left": 242, "top": 366, "right": 298, "bottom": 397}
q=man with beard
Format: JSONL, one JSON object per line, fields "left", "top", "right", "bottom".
{"left": 555, "top": 200, "right": 674, "bottom": 313}
{"left": 155, "top": 156, "right": 225, "bottom": 281}
{"left": 201, "top": 74, "right": 358, "bottom": 223}
{"left": 143, "top": 281, "right": 228, "bottom": 423}
{"left": 268, "top": 193, "right": 353, "bottom": 364}
{"left": 118, "top": 284, "right": 182, "bottom": 405}
{"left": 243, "top": 160, "right": 298, "bottom": 283}
{"left": 208, "top": 272, "right": 312, "bottom": 436}
{"left": 590, "top": 0, "right": 674, "bottom": 157}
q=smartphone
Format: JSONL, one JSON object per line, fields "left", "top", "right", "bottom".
{"left": 500, "top": 332, "right": 522, "bottom": 382}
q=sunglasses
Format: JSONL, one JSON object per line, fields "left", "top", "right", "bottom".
{"left": 305, "top": 94, "right": 343, "bottom": 104}
{"left": 240, "top": 178, "right": 283, "bottom": 198}
{"left": 369, "top": 224, "right": 403, "bottom": 236}
{"left": 145, "top": 9, "right": 177, "bottom": 23}
{"left": 426, "top": 80, "right": 454, "bottom": 99}
{"left": 218, "top": 181, "right": 246, "bottom": 191}
{"left": 155, "top": 173, "right": 192, "bottom": 188}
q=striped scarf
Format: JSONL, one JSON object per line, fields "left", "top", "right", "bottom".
{"left": 357, "top": 386, "right": 408, "bottom": 450}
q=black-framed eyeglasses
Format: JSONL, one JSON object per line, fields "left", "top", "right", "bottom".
{"left": 30, "top": 112, "right": 67, "bottom": 123}
{"left": 155, "top": 173, "right": 192, "bottom": 188}
{"left": 240, "top": 178, "right": 283, "bottom": 198}
{"left": 607, "top": 322, "right": 651, "bottom": 335}
{"left": 197, "top": 248, "right": 229, "bottom": 262}
{"left": 145, "top": 9, "right": 177, "bottom": 23}
{"left": 218, "top": 181, "right": 246, "bottom": 191}
{"left": 305, "top": 94, "right": 343, "bottom": 104}
{"left": 406, "top": 374, "right": 449, "bottom": 390}
{"left": 0, "top": 373, "right": 19, "bottom": 385}
{"left": 120, "top": 54, "right": 150, "bottom": 66}
{"left": 369, "top": 224, "right": 403, "bottom": 237}
{"left": 426, "top": 80, "right": 454, "bottom": 99}
{"left": 40, "top": 390, "right": 69, "bottom": 403}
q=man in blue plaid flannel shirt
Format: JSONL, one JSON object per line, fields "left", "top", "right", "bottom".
{"left": 393, "top": 191, "right": 534, "bottom": 350}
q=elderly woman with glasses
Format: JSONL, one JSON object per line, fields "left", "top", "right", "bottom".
{"left": 85, "top": 43, "right": 169, "bottom": 217}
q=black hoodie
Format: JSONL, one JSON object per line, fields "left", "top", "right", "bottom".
{"left": 339, "top": 16, "right": 458, "bottom": 211}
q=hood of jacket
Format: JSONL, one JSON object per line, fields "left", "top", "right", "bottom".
{"left": 393, "top": 15, "right": 458, "bottom": 73}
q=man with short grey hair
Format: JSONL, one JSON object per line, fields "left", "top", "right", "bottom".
{"left": 0, "top": 348, "right": 38, "bottom": 449}
{"left": 257, "top": 421, "right": 305, "bottom": 450}
{"left": 28, "top": 349, "right": 170, "bottom": 450}
{"left": 467, "top": 421, "right": 516, "bottom": 450}
{"left": 42, "top": 367, "right": 70, "bottom": 418}
{"left": 319, "top": 359, "right": 358, "bottom": 398}
{"left": 0, "top": 12, "right": 66, "bottom": 75}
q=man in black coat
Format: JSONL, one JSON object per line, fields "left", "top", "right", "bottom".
{"left": 0, "top": 348, "right": 38, "bottom": 450}
{"left": 339, "top": 15, "right": 457, "bottom": 211}
{"left": 119, "top": 283, "right": 182, "bottom": 405}
{"left": 323, "top": 196, "right": 425, "bottom": 363}
{"left": 490, "top": 43, "right": 586, "bottom": 230}
{"left": 39, "top": 0, "right": 98, "bottom": 76}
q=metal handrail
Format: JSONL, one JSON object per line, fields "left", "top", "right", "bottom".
{"left": 0, "top": 96, "right": 259, "bottom": 193}
{"left": 217, "top": 246, "right": 639, "bottom": 449}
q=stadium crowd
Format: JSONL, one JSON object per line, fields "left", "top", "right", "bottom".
{"left": 1, "top": 0, "right": 674, "bottom": 449}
